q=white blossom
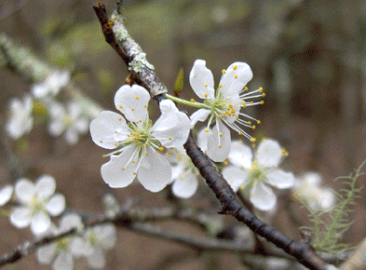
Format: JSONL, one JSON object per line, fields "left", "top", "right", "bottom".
{"left": 81, "top": 223, "right": 116, "bottom": 269}
{"left": 222, "top": 139, "right": 294, "bottom": 211}
{"left": 10, "top": 175, "right": 66, "bottom": 235}
{"left": 0, "top": 185, "right": 13, "bottom": 206}
{"left": 167, "top": 147, "right": 200, "bottom": 199}
{"left": 189, "top": 59, "right": 264, "bottom": 162}
{"left": 293, "top": 172, "right": 335, "bottom": 211}
{"left": 31, "top": 70, "right": 70, "bottom": 99}
{"left": 6, "top": 95, "right": 34, "bottom": 139}
{"left": 36, "top": 213, "right": 87, "bottom": 270}
{"left": 48, "top": 101, "right": 89, "bottom": 145}
{"left": 90, "top": 84, "right": 191, "bottom": 192}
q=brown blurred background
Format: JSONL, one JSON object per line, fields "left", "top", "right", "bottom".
{"left": 1, "top": 0, "right": 366, "bottom": 269}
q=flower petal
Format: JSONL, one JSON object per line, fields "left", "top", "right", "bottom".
{"left": 266, "top": 169, "right": 294, "bottom": 189}
{"left": 70, "top": 237, "right": 92, "bottom": 256}
{"left": 0, "top": 185, "right": 13, "bottom": 206}
{"left": 10, "top": 206, "right": 32, "bottom": 228}
{"left": 190, "top": 109, "right": 211, "bottom": 128}
{"left": 37, "top": 243, "right": 57, "bottom": 264}
{"left": 222, "top": 166, "right": 248, "bottom": 192}
{"left": 101, "top": 146, "right": 139, "bottom": 188}
{"left": 228, "top": 140, "right": 253, "bottom": 169}
{"left": 95, "top": 224, "right": 116, "bottom": 249}
{"left": 114, "top": 84, "right": 150, "bottom": 123}
{"left": 189, "top": 59, "right": 215, "bottom": 100}
{"left": 90, "top": 110, "right": 129, "bottom": 149}
{"left": 256, "top": 139, "right": 283, "bottom": 168}
{"left": 219, "top": 62, "right": 253, "bottom": 97}
{"left": 46, "top": 193, "right": 66, "bottom": 216}
{"left": 59, "top": 213, "right": 83, "bottom": 232}
{"left": 196, "top": 128, "right": 210, "bottom": 153}
{"left": 31, "top": 211, "right": 51, "bottom": 235}
{"left": 207, "top": 120, "right": 231, "bottom": 162}
{"left": 250, "top": 182, "right": 276, "bottom": 211}
{"left": 87, "top": 248, "right": 105, "bottom": 269}
{"left": 137, "top": 146, "right": 172, "bottom": 192}
{"left": 15, "top": 178, "right": 35, "bottom": 204}
{"left": 151, "top": 100, "right": 190, "bottom": 148}
{"left": 36, "top": 175, "right": 56, "bottom": 200}
{"left": 53, "top": 251, "right": 73, "bottom": 270}
{"left": 172, "top": 172, "right": 199, "bottom": 199}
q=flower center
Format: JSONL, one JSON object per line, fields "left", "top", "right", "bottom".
{"left": 30, "top": 196, "right": 45, "bottom": 214}
{"left": 63, "top": 115, "right": 74, "bottom": 127}
{"left": 246, "top": 161, "right": 266, "bottom": 188}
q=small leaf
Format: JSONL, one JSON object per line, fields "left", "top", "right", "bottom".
{"left": 174, "top": 68, "right": 184, "bottom": 97}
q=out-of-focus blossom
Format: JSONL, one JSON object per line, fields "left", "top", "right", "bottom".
{"left": 6, "top": 95, "right": 33, "bottom": 139}
{"left": 31, "top": 70, "right": 70, "bottom": 99}
{"left": 0, "top": 185, "right": 13, "bottom": 206}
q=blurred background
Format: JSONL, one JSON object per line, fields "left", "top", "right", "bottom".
{"left": 1, "top": 0, "right": 366, "bottom": 269}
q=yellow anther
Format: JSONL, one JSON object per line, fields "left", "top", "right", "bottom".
{"left": 115, "top": 131, "right": 118, "bottom": 133}
{"left": 252, "top": 125, "right": 256, "bottom": 130}
{"left": 250, "top": 137, "right": 256, "bottom": 142}
{"left": 238, "top": 131, "right": 243, "bottom": 135}
{"left": 145, "top": 152, "right": 148, "bottom": 155}
{"left": 180, "top": 175, "right": 184, "bottom": 179}
{"left": 224, "top": 161, "right": 228, "bottom": 165}
{"left": 159, "top": 147, "right": 164, "bottom": 151}
{"left": 133, "top": 172, "right": 137, "bottom": 175}
{"left": 233, "top": 65, "right": 237, "bottom": 70}
{"left": 262, "top": 93, "right": 266, "bottom": 97}
{"left": 135, "top": 96, "right": 139, "bottom": 99}
{"left": 168, "top": 136, "right": 172, "bottom": 140}
{"left": 257, "top": 120, "right": 261, "bottom": 125}
{"left": 102, "top": 154, "right": 106, "bottom": 158}
{"left": 204, "top": 83, "right": 208, "bottom": 87}
{"left": 217, "top": 114, "right": 222, "bottom": 118}
{"left": 234, "top": 74, "right": 238, "bottom": 79}
{"left": 144, "top": 105, "right": 147, "bottom": 108}
{"left": 222, "top": 69, "right": 226, "bottom": 74}
{"left": 122, "top": 167, "right": 125, "bottom": 170}
{"left": 259, "top": 87, "right": 263, "bottom": 93}
{"left": 244, "top": 86, "right": 248, "bottom": 91}
{"left": 242, "top": 104, "right": 247, "bottom": 108}
{"left": 131, "top": 108, "right": 135, "bottom": 111}
{"left": 99, "top": 140, "right": 103, "bottom": 143}
{"left": 282, "top": 148, "right": 289, "bottom": 156}
{"left": 250, "top": 101, "right": 254, "bottom": 104}
{"left": 248, "top": 121, "right": 252, "bottom": 125}
{"left": 196, "top": 172, "right": 200, "bottom": 176}
{"left": 114, "top": 143, "right": 117, "bottom": 146}
{"left": 204, "top": 128, "right": 209, "bottom": 132}
{"left": 191, "top": 98, "right": 195, "bottom": 102}
{"left": 132, "top": 160, "right": 135, "bottom": 163}
{"left": 219, "top": 132, "right": 222, "bottom": 137}
{"left": 118, "top": 117, "right": 122, "bottom": 121}
{"left": 218, "top": 84, "right": 222, "bottom": 88}
{"left": 148, "top": 124, "right": 151, "bottom": 127}
{"left": 116, "top": 151, "right": 121, "bottom": 154}
{"left": 204, "top": 93, "right": 208, "bottom": 97}
{"left": 260, "top": 101, "right": 264, "bottom": 104}
{"left": 218, "top": 145, "right": 222, "bottom": 148}
{"left": 119, "top": 105, "right": 123, "bottom": 108}
{"left": 240, "top": 185, "right": 245, "bottom": 190}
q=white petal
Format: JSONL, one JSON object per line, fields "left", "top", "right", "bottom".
{"left": 95, "top": 224, "right": 116, "bottom": 249}
{"left": 101, "top": 146, "right": 140, "bottom": 188}
{"left": 137, "top": 146, "right": 172, "bottom": 192}
{"left": 266, "top": 169, "right": 294, "bottom": 189}
{"left": 31, "top": 211, "right": 51, "bottom": 235}
{"left": 151, "top": 100, "right": 190, "bottom": 148}
{"left": 70, "top": 237, "right": 92, "bottom": 256}
{"left": 59, "top": 213, "right": 83, "bottom": 232}
{"left": 48, "top": 120, "right": 65, "bottom": 136}
{"left": 256, "top": 139, "right": 283, "bottom": 168}
{"left": 37, "top": 243, "right": 57, "bottom": 264}
{"left": 219, "top": 62, "right": 253, "bottom": 97}
{"left": 15, "top": 178, "right": 35, "bottom": 204}
{"left": 196, "top": 128, "right": 210, "bottom": 152}
{"left": 206, "top": 120, "right": 231, "bottom": 162}
{"left": 53, "top": 251, "right": 73, "bottom": 270}
{"left": 87, "top": 248, "right": 105, "bottom": 269}
{"left": 189, "top": 59, "right": 215, "bottom": 100}
{"left": 0, "top": 185, "right": 13, "bottom": 206}
{"left": 190, "top": 109, "right": 211, "bottom": 128}
{"left": 250, "top": 182, "right": 276, "bottom": 211}
{"left": 319, "top": 189, "right": 335, "bottom": 210}
{"left": 172, "top": 172, "right": 198, "bottom": 199}
{"left": 32, "top": 83, "right": 48, "bottom": 98}
{"left": 90, "top": 111, "right": 129, "bottom": 149}
{"left": 46, "top": 193, "right": 66, "bottom": 216}
{"left": 114, "top": 84, "right": 150, "bottom": 123}
{"left": 65, "top": 128, "right": 79, "bottom": 145}
{"left": 74, "top": 118, "right": 89, "bottom": 133}
{"left": 222, "top": 166, "right": 248, "bottom": 192}
{"left": 228, "top": 141, "right": 253, "bottom": 169}
{"left": 36, "top": 175, "right": 56, "bottom": 200}
{"left": 302, "top": 172, "right": 322, "bottom": 187}
{"left": 10, "top": 206, "right": 32, "bottom": 228}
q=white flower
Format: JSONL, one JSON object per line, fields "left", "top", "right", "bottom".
{"left": 0, "top": 185, "right": 13, "bottom": 206}
{"left": 37, "top": 213, "right": 86, "bottom": 270}
{"left": 293, "top": 172, "right": 335, "bottom": 211}
{"left": 168, "top": 147, "right": 200, "bottom": 198}
{"left": 31, "top": 70, "right": 70, "bottom": 99}
{"left": 6, "top": 95, "right": 33, "bottom": 139}
{"left": 189, "top": 59, "right": 264, "bottom": 162}
{"left": 48, "top": 101, "right": 89, "bottom": 145}
{"left": 90, "top": 84, "right": 191, "bottom": 192}
{"left": 222, "top": 139, "right": 294, "bottom": 211}
{"left": 10, "top": 175, "right": 66, "bottom": 235}
{"left": 81, "top": 223, "right": 116, "bottom": 269}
